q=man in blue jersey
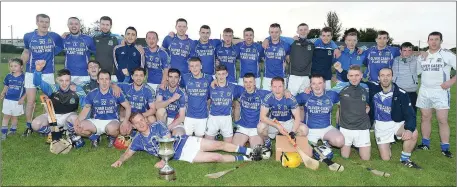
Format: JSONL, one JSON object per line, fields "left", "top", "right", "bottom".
{"left": 22, "top": 14, "right": 64, "bottom": 137}
{"left": 93, "top": 16, "right": 123, "bottom": 82}
{"left": 63, "top": 17, "right": 96, "bottom": 85}
{"left": 111, "top": 113, "right": 264, "bottom": 168}
{"left": 74, "top": 70, "right": 132, "bottom": 148}
{"left": 114, "top": 27, "right": 144, "bottom": 83}
{"left": 32, "top": 61, "right": 86, "bottom": 144}
{"left": 258, "top": 77, "right": 309, "bottom": 149}
{"left": 232, "top": 73, "right": 270, "bottom": 148}
{"left": 216, "top": 28, "right": 239, "bottom": 84}
{"left": 262, "top": 23, "right": 291, "bottom": 91}
{"left": 236, "top": 28, "right": 264, "bottom": 89}
{"left": 206, "top": 65, "right": 243, "bottom": 143}
{"left": 190, "top": 25, "right": 222, "bottom": 76}
{"left": 156, "top": 68, "right": 187, "bottom": 136}
{"left": 116, "top": 68, "right": 157, "bottom": 135}
{"left": 144, "top": 31, "right": 170, "bottom": 90}
{"left": 162, "top": 18, "right": 195, "bottom": 74}
{"left": 362, "top": 30, "right": 401, "bottom": 82}
{"left": 181, "top": 57, "right": 213, "bottom": 137}
{"left": 295, "top": 74, "right": 344, "bottom": 148}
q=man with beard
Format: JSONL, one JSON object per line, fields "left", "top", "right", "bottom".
{"left": 62, "top": 17, "right": 96, "bottom": 85}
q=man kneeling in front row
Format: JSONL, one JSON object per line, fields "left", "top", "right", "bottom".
{"left": 111, "top": 113, "right": 265, "bottom": 168}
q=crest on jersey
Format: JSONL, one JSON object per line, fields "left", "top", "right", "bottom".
{"left": 109, "top": 99, "right": 115, "bottom": 105}
{"left": 307, "top": 45, "right": 311, "bottom": 50}
{"left": 325, "top": 99, "right": 330, "bottom": 105}
{"left": 69, "top": 98, "right": 76, "bottom": 104}
{"left": 328, "top": 50, "right": 332, "bottom": 56}
{"left": 227, "top": 92, "right": 231, "bottom": 97}
{"left": 48, "top": 38, "right": 52, "bottom": 43}
{"left": 133, "top": 52, "right": 136, "bottom": 56}
{"left": 437, "top": 58, "right": 442, "bottom": 63}
{"left": 357, "top": 56, "right": 361, "bottom": 60}
{"left": 386, "top": 51, "right": 391, "bottom": 56}
{"left": 204, "top": 82, "right": 208, "bottom": 87}
{"left": 362, "top": 95, "right": 366, "bottom": 101}
{"left": 80, "top": 42, "right": 85, "bottom": 47}
{"left": 185, "top": 45, "right": 189, "bottom": 51}
{"left": 277, "top": 104, "right": 281, "bottom": 110}
{"left": 96, "top": 40, "right": 100, "bottom": 43}
{"left": 108, "top": 40, "right": 113, "bottom": 46}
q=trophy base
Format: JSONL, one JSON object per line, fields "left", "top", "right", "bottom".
{"left": 159, "top": 170, "right": 176, "bottom": 181}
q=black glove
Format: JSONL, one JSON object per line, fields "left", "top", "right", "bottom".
{"left": 289, "top": 131, "right": 296, "bottom": 140}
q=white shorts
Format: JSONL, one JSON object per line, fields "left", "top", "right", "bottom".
{"left": 340, "top": 127, "right": 371, "bottom": 147}
{"left": 178, "top": 136, "right": 202, "bottom": 163}
{"left": 416, "top": 87, "right": 450, "bottom": 110}
{"left": 236, "top": 125, "right": 258, "bottom": 137}
{"left": 2, "top": 99, "right": 24, "bottom": 116}
{"left": 238, "top": 77, "right": 261, "bottom": 89}
{"left": 308, "top": 125, "right": 335, "bottom": 144}
{"left": 262, "top": 77, "right": 288, "bottom": 91}
{"left": 167, "top": 117, "right": 184, "bottom": 130}
{"left": 374, "top": 120, "right": 403, "bottom": 145}
{"left": 147, "top": 83, "right": 160, "bottom": 92}
{"left": 25, "top": 72, "right": 55, "bottom": 89}
{"left": 71, "top": 76, "right": 90, "bottom": 86}
{"left": 87, "top": 119, "right": 119, "bottom": 135}
{"left": 205, "top": 115, "right": 233, "bottom": 137}
{"left": 36, "top": 112, "right": 76, "bottom": 129}
{"left": 183, "top": 117, "right": 207, "bottom": 137}
{"left": 287, "top": 75, "right": 310, "bottom": 96}
{"left": 267, "top": 119, "right": 294, "bottom": 139}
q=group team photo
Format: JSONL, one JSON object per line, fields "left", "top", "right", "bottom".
{"left": 0, "top": 2, "right": 456, "bottom": 186}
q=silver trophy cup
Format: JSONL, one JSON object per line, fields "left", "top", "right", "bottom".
{"left": 158, "top": 137, "right": 176, "bottom": 181}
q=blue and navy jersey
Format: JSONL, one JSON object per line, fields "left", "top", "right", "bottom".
{"left": 117, "top": 83, "right": 156, "bottom": 113}
{"left": 114, "top": 44, "right": 144, "bottom": 83}
{"left": 209, "top": 83, "right": 243, "bottom": 116}
{"left": 162, "top": 35, "right": 195, "bottom": 74}
{"left": 129, "top": 121, "right": 187, "bottom": 160}
{"left": 181, "top": 73, "right": 213, "bottom": 119}
{"left": 311, "top": 39, "right": 337, "bottom": 80}
{"left": 237, "top": 89, "right": 270, "bottom": 128}
{"left": 63, "top": 34, "right": 96, "bottom": 76}
{"left": 144, "top": 47, "right": 171, "bottom": 84}
{"left": 237, "top": 42, "right": 265, "bottom": 78}
{"left": 3, "top": 73, "right": 25, "bottom": 101}
{"left": 373, "top": 89, "right": 393, "bottom": 122}
{"left": 334, "top": 48, "right": 367, "bottom": 81}
{"left": 216, "top": 45, "right": 239, "bottom": 83}
{"left": 157, "top": 87, "right": 186, "bottom": 119}
{"left": 23, "top": 30, "right": 64, "bottom": 74}
{"left": 264, "top": 41, "right": 290, "bottom": 78}
{"left": 34, "top": 71, "right": 86, "bottom": 114}
{"left": 262, "top": 93, "right": 298, "bottom": 122}
{"left": 85, "top": 88, "right": 126, "bottom": 120}
{"left": 191, "top": 39, "right": 222, "bottom": 75}
{"left": 363, "top": 46, "right": 400, "bottom": 82}
{"left": 296, "top": 91, "right": 339, "bottom": 129}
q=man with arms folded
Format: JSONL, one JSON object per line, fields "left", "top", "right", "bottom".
{"left": 155, "top": 68, "right": 187, "bottom": 136}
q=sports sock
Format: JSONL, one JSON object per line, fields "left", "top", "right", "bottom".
{"left": 109, "top": 136, "right": 116, "bottom": 141}
{"left": 89, "top": 134, "right": 100, "bottom": 141}
{"left": 400, "top": 151, "right": 411, "bottom": 162}
{"left": 421, "top": 138, "right": 430, "bottom": 146}
{"left": 37, "top": 126, "right": 51, "bottom": 134}
{"left": 440, "top": 143, "right": 450, "bottom": 151}
{"left": 1, "top": 126, "right": 7, "bottom": 135}
{"left": 67, "top": 123, "right": 75, "bottom": 134}
{"left": 236, "top": 146, "right": 247, "bottom": 155}
{"left": 10, "top": 124, "right": 17, "bottom": 132}
{"left": 235, "top": 155, "right": 251, "bottom": 161}
{"left": 26, "top": 122, "right": 31, "bottom": 129}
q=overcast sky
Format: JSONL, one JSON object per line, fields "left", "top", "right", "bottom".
{"left": 1, "top": 2, "right": 456, "bottom": 48}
